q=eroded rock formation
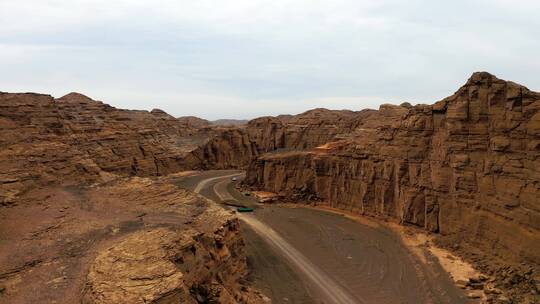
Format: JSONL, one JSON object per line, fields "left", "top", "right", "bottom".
{"left": 188, "top": 108, "right": 378, "bottom": 169}
{"left": 0, "top": 175, "right": 266, "bottom": 304}
{"left": 245, "top": 72, "right": 540, "bottom": 300}
{"left": 1, "top": 90, "right": 362, "bottom": 200}
{"left": 2, "top": 71, "right": 539, "bottom": 303}
{"left": 82, "top": 198, "right": 260, "bottom": 304}
{"left": 0, "top": 92, "right": 266, "bottom": 303}
{"left": 0, "top": 92, "right": 219, "bottom": 205}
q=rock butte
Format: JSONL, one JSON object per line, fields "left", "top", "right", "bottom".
{"left": 0, "top": 72, "right": 538, "bottom": 303}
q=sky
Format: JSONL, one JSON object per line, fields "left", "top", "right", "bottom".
{"left": 1, "top": 1, "right": 539, "bottom": 120}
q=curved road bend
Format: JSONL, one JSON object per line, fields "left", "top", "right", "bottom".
{"left": 175, "top": 170, "right": 469, "bottom": 304}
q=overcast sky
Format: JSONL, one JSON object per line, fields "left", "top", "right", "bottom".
{"left": 1, "top": 1, "right": 539, "bottom": 120}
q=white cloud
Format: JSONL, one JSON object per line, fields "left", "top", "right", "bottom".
{"left": 0, "top": 0, "right": 539, "bottom": 119}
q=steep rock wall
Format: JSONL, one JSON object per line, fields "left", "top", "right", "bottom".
{"left": 0, "top": 92, "right": 214, "bottom": 202}
{"left": 0, "top": 91, "right": 372, "bottom": 202}
{"left": 246, "top": 72, "right": 540, "bottom": 267}
{"left": 189, "top": 108, "right": 379, "bottom": 169}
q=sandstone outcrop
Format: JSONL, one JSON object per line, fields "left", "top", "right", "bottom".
{"left": 83, "top": 204, "right": 261, "bottom": 304}
{"left": 245, "top": 72, "right": 540, "bottom": 301}
{"left": 0, "top": 175, "right": 266, "bottom": 304}
{"left": 245, "top": 108, "right": 377, "bottom": 152}
{"left": 0, "top": 89, "right": 379, "bottom": 199}
{"left": 2, "top": 71, "right": 539, "bottom": 302}
{"left": 0, "top": 93, "right": 268, "bottom": 303}
{"left": 188, "top": 108, "right": 379, "bottom": 169}
{"left": 0, "top": 92, "right": 216, "bottom": 205}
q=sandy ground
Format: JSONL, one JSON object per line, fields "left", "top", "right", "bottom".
{"left": 300, "top": 205, "right": 482, "bottom": 286}
{"left": 176, "top": 170, "right": 472, "bottom": 304}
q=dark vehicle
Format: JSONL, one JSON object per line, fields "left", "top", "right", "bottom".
{"left": 237, "top": 207, "right": 254, "bottom": 213}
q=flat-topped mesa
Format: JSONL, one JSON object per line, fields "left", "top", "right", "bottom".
{"left": 245, "top": 72, "right": 540, "bottom": 278}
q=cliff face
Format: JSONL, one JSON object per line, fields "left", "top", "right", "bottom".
{"left": 190, "top": 127, "right": 257, "bottom": 169}
{"left": 2, "top": 72, "right": 538, "bottom": 301}
{"left": 0, "top": 92, "right": 215, "bottom": 203}
{"left": 245, "top": 72, "right": 540, "bottom": 268}
{"left": 0, "top": 91, "right": 370, "bottom": 202}
{"left": 188, "top": 108, "right": 379, "bottom": 169}
{"left": 246, "top": 108, "right": 377, "bottom": 152}
{"left": 0, "top": 92, "right": 269, "bottom": 303}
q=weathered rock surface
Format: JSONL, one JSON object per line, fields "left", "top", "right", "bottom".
{"left": 83, "top": 204, "right": 260, "bottom": 304}
{"left": 2, "top": 72, "right": 539, "bottom": 302}
{"left": 245, "top": 72, "right": 540, "bottom": 302}
{"left": 0, "top": 92, "right": 269, "bottom": 303}
{"left": 189, "top": 108, "right": 378, "bottom": 169}
{"left": 0, "top": 175, "right": 266, "bottom": 304}
{"left": 0, "top": 92, "right": 220, "bottom": 204}
{"left": 0, "top": 89, "right": 378, "bottom": 200}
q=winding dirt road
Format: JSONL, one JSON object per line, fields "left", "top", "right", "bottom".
{"left": 176, "top": 170, "right": 469, "bottom": 304}
{"left": 240, "top": 213, "right": 359, "bottom": 304}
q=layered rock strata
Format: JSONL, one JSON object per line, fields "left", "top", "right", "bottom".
{"left": 0, "top": 92, "right": 269, "bottom": 302}
{"left": 245, "top": 73, "right": 540, "bottom": 299}
{"left": 0, "top": 90, "right": 377, "bottom": 204}
{"left": 0, "top": 92, "right": 217, "bottom": 204}
{"left": 0, "top": 176, "right": 266, "bottom": 304}
{"left": 0, "top": 91, "right": 358, "bottom": 202}
{"left": 188, "top": 108, "right": 379, "bottom": 169}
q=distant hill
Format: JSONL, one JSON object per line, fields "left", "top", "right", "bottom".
{"left": 211, "top": 119, "right": 248, "bottom": 126}
{"left": 176, "top": 116, "right": 211, "bottom": 128}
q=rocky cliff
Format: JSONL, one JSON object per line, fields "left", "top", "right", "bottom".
{"left": 0, "top": 92, "right": 268, "bottom": 303}
{"left": 2, "top": 72, "right": 539, "bottom": 302}
{"left": 0, "top": 92, "right": 218, "bottom": 204}
{"left": 81, "top": 187, "right": 262, "bottom": 304}
{"left": 188, "top": 108, "right": 379, "bottom": 169}
{"left": 0, "top": 91, "right": 366, "bottom": 200}
{"left": 245, "top": 73, "right": 540, "bottom": 297}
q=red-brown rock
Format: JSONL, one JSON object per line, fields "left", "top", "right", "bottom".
{"left": 245, "top": 72, "right": 540, "bottom": 277}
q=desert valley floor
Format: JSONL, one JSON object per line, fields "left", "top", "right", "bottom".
{"left": 1, "top": 72, "right": 539, "bottom": 303}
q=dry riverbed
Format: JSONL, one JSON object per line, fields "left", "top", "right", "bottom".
{"left": 175, "top": 170, "right": 472, "bottom": 304}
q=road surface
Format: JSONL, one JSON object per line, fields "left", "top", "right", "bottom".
{"left": 174, "top": 170, "right": 469, "bottom": 304}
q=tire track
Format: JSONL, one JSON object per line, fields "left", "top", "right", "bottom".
{"left": 197, "top": 174, "right": 363, "bottom": 304}
{"left": 239, "top": 214, "right": 363, "bottom": 304}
